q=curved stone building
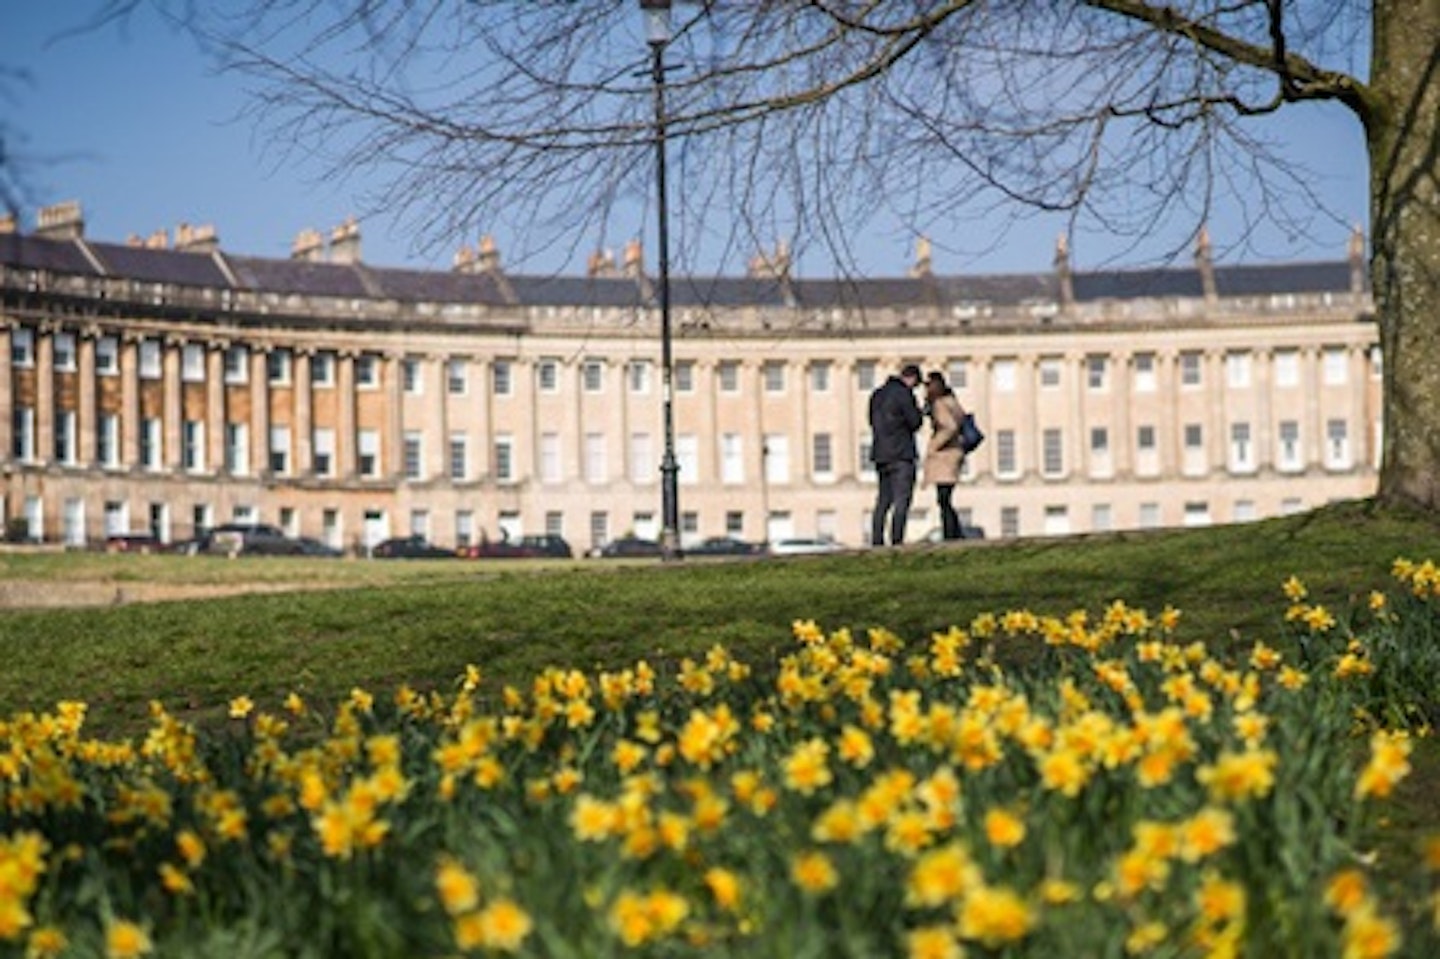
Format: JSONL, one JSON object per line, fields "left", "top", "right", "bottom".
{"left": 0, "top": 203, "right": 1378, "bottom": 552}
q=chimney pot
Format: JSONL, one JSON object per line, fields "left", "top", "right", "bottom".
{"left": 623, "top": 238, "right": 643, "bottom": 277}
{"left": 1349, "top": 224, "right": 1367, "bottom": 298}
{"left": 35, "top": 200, "right": 85, "bottom": 240}
{"left": 587, "top": 249, "right": 615, "bottom": 277}
{"left": 478, "top": 234, "right": 501, "bottom": 271}
{"left": 329, "top": 216, "right": 362, "bottom": 264}
{"left": 1194, "top": 225, "right": 1217, "bottom": 302}
{"left": 747, "top": 240, "right": 792, "bottom": 280}
{"left": 291, "top": 228, "right": 326, "bottom": 262}
{"left": 175, "top": 222, "right": 220, "bottom": 254}
{"left": 909, "top": 236, "right": 933, "bottom": 278}
{"left": 1054, "top": 233, "right": 1074, "bottom": 311}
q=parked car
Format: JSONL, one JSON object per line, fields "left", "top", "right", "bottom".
{"left": 593, "top": 536, "right": 664, "bottom": 559}
{"left": 104, "top": 533, "right": 163, "bottom": 554}
{"left": 371, "top": 535, "right": 455, "bottom": 559}
{"left": 516, "top": 534, "right": 574, "bottom": 559}
{"left": 463, "top": 537, "right": 527, "bottom": 559}
{"left": 296, "top": 537, "right": 344, "bottom": 557}
{"left": 205, "top": 523, "right": 305, "bottom": 557}
{"left": 768, "top": 537, "right": 846, "bottom": 556}
{"left": 686, "top": 536, "right": 764, "bottom": 557}
{"left": 462, "top": 533, "right": 572, "bottom": 560}
{"left": 165, "top": 536, "right": 208, "bottom": 556}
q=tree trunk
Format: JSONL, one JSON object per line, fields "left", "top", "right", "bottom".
{"left": 1370, "top": 0, "right": 1440, "bottom": 509}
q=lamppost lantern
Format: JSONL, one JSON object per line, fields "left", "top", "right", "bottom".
{"left": 640, "top": 0, "right": 672, "bottom": 46}
{"left": 639, "top": 0, "right": 681, "bottom": 559}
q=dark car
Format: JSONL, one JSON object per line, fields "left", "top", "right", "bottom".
{"left": 165, "top": 536, "right": 208, "bottom": 556}
{"left": 516, "top": 534, "right": 573, "bottom": 559}
{"left": 593, "top": 536, "right": 664, "bottom": 559}
{"left": 464, "top": 533, "right": 573, "bottom": 559}
{"left": 686, "top": 536, "right": 763, "bottom": 557}
{"left": 205, "top": 523, "right": 304, "bottom": 556}
{"left": 104, "top": 533, "right": 163, "bottom": 554}
{"left": 462, "top": 536, "right": 529, "bottom": 559}
{"left": 296, "top": 537, "right": 344, "bottom": 558}
{"left": 371, "top": 535, "right": 455, "bottom": 559}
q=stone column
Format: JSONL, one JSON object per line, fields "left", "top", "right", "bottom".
{"left": 1302, "top": 346, "right": 1322, "bottom": 469}
{"left": 294, "top": 349, "right": 313, "bottom": 475}
{"left": 1157, "top": 349, "right": 1178, "bottom": 477}
{"left": 0, "top": 326, "right": 12, "bottom": 461}
{"left": 1207, "top": 350, "right": 1226, "bottom": 471}
{"left": 430, "top": 355, "right": 449, "bottom": 480}
{"left": 386, "top": 352, "right": 404, "bottom": 480}
{"left": 207, "top": 343, "right": 226, "bottom": 474}
{"left": 746, "top": 359, "right": 765, "bottom": 491}
{"left": 162, "top": 337, "right": 183, "bottom": 471}
{"left": 1255, "top": 349, "right": 1273, "bottom": 472}
{"left": 1067, "top": 351, "right": 1085, "bottom": 479}
{"left": 1355, "top": 344, "right": 1377, "bottom": 470}
{"left": 796, "top": 359, "right": 811, "bottom": 479}
{"left": 1018, "top": 353, "right": 1038, "bottom": 478}
{"left": 969, "top": 356, "right": 992, "bottom": 481}
{"left": 337, "top": 351, "right": 357, "bottom": 478}
{"left": 619, "top": 359, "right": 635, "bottom": 485}
{"left": 1353, "top": 344, "right": 1376, "bottom": 469}
{"left": 570, "top": 359, "right": 587, "bottom": 484}
{"left": 251, "top": 346, "right": 271, "bottom": 476}
{"left": 77, "top": 330, "right": 97, "bottom": 465}
{"left": 835, "top": 359, "right": 855, "bottom": 479}
{"left": 1113, "top": 349, "right": 1132, "bottom": 478}
{"left": 120, "top": 335, "right": 141, "bottom": 469}
{"left": 699, "top": 360, "right": 719, "bottom": 487}
{"left": 35, "top": 326, "right": 55, "bottom": 465}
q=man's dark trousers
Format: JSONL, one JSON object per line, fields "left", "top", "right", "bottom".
{"left": 871, "top": 460, "right": 916, "bottom": 546}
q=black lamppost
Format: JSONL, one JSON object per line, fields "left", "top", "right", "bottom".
{"left": 641, "top": 0, "right": 681, "bottom": 559}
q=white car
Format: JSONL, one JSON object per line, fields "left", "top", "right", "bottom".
{"left": 767, "top": 537, "right": 846, "bottom": 556}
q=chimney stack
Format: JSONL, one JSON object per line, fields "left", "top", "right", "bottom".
{"left": 1195, "top": 225, "right": 1217, "bottom": 303}
{"left": 143, "top": 229, "right": 169, "bottom": 250}
{"left": 1348, "top": 224, "right": 1367, "bottom": 299}
{"left": 1054, "top": 233, "right": 1074, "bottom": 312}
{"left": 587, "top": 248, "right": 619, "bottom": 278}
{"left": 174, "top": 222, "right": 220, "bottom": 254}
{"left": 330, "top": 216, "right": 361, "bottom": 264}
{"left": 452, "top": 244, "right": 476, "bottom": 273}
{"left": 747, "top": 240, "right": 792, "bottom": 280}
{"left": 478, "top": 234, "right": 501, "bottom": 272}
{"left": 909, "top": 236, "right": 933, "bottom": 278}
{"left": 292, "top": 228, "right": 325, "bottom": 263}
{"left": 35, "top": 200, "right": 84, "bottom": 241}
{"left": 0, "top": 213, "right": 16, "bottom": 234}
{"left": 622, "top": 238, "right": 644, "bottom": 278}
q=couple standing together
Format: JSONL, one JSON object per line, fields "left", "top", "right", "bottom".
{"left": 868, "top": 363, "right": 968, "bottom": 547}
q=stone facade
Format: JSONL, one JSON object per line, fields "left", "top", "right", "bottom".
{"left": 0, "top": 204, "right": 1379, "bottom": 552}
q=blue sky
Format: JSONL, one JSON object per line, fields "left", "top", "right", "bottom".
{"left": 3, "top": 3, "right": 1372, "bottom": 278}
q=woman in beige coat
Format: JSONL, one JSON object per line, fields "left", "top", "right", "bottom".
{"left": 922, "top": 370, "right": 966, "bottom": 540}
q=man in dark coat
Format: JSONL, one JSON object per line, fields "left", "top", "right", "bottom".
{"left": 868, "top": 364, "right": 923, "bottom": 546}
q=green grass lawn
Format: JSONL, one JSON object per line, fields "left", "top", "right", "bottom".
{"left": 2, "top": 498, "right": 1436, "bottom": 730}
{"left": 0, "top": 548, "right": 515, "bottom": 588}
